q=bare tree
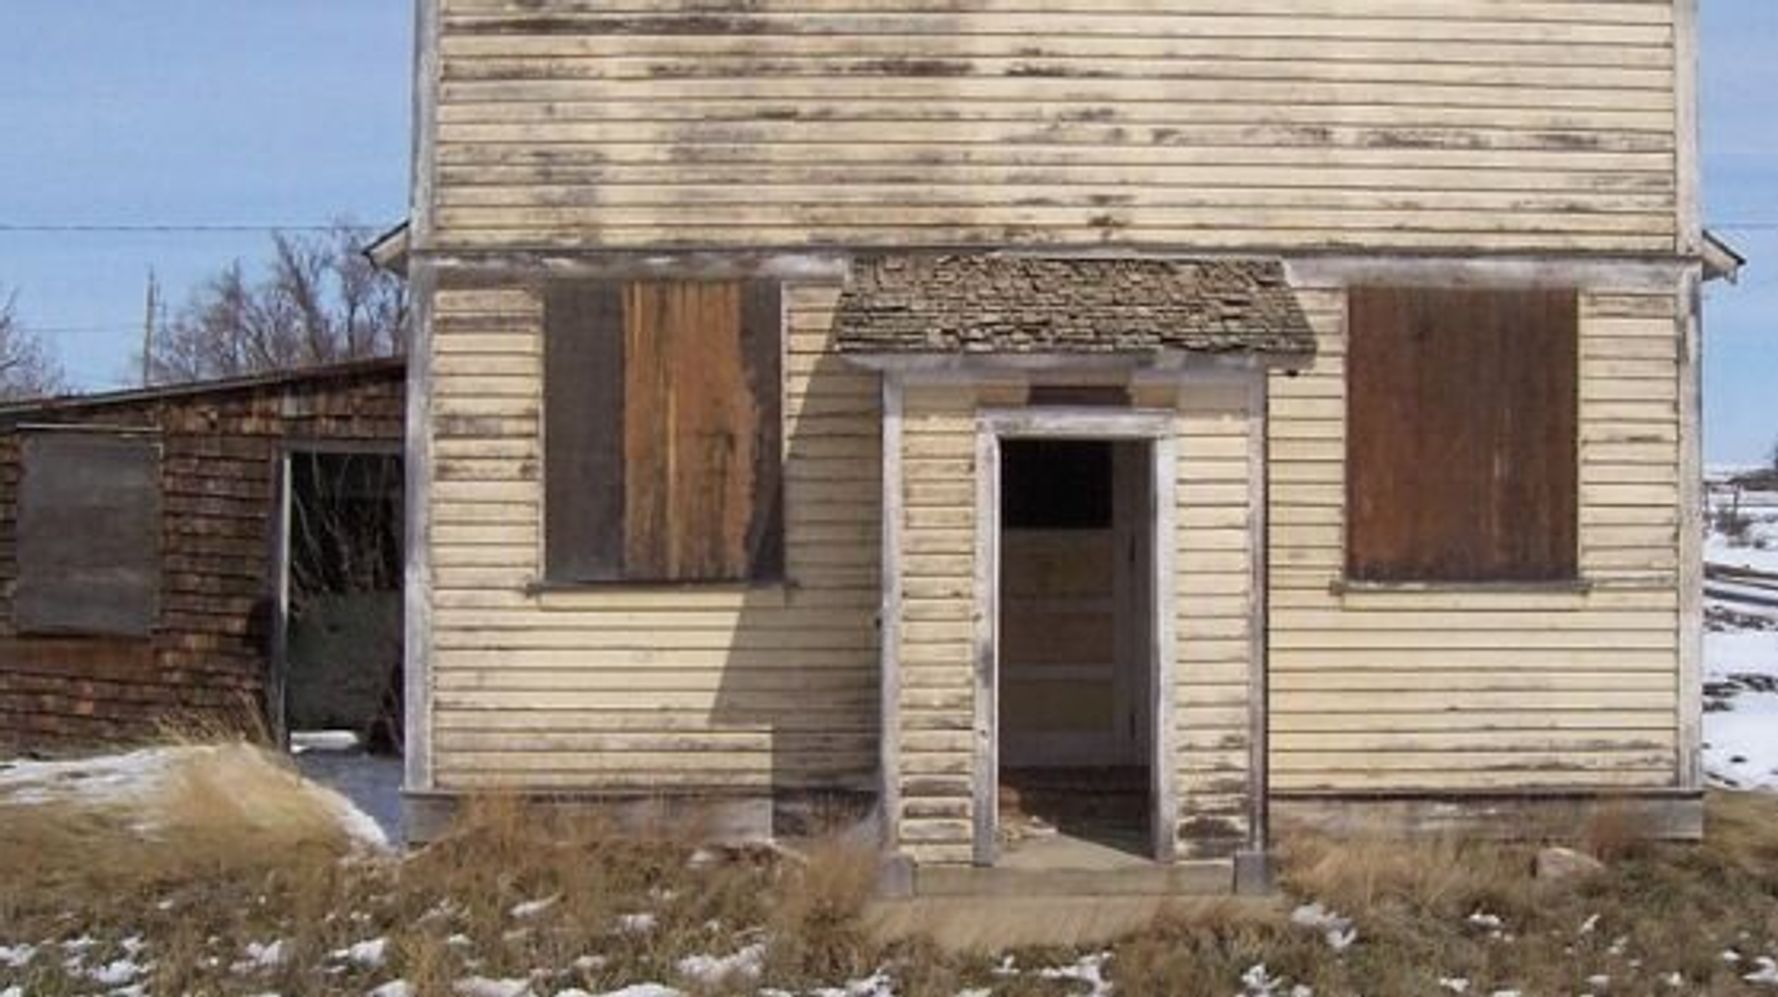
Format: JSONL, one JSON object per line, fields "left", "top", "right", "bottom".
{"left": 0, "top": 290, "right": 69, "bottom": 402}
{"left": 145, "top": 223, "right": 407, "bottom": 384}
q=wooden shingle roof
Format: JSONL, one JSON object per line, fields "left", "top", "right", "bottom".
{"left": 835, "top": 254, "right": 1314, "bottom": 356}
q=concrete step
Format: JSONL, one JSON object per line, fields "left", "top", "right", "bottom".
{"left": 866, "top": 893, "right": 1278, "bottom": 952}
{"left": 915, "top": 859, "right": 1233, "bottom": 898}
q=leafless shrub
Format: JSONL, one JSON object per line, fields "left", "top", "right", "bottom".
{"left": 0, "top": 288, "right": 68, "bottom": 401}
{"left": 144, "top": 222, "right": 406, "bottom": 384}
{"left": 288, "top": 451, "right": 403, "bottom": 612}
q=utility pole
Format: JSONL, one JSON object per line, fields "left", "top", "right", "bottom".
{"left": 141, "top": 269, "right": 158, "bottom": 387}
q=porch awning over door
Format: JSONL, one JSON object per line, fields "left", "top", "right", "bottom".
{"left": 833, "top": 254, "right": 1316, "bottom": 358}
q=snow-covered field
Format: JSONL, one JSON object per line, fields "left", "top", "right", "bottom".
{"left": 1706, "top": 486, "right": 1778, "bottom": 792}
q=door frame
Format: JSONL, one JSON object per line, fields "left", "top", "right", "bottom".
{"left": 974, "top": 408, "right": 1179, "bottom": 866}
{"left": 268, "top": 440, "right": 405, "bottom": 750}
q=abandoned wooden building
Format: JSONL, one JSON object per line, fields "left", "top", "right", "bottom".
{"left": 0, "top": 360, "right": 405, "bottom": 749}
{"left": 397, "top": 1, "right": 1733, "bottom": 892}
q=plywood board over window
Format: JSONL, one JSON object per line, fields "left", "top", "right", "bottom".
{"left": 544, "top": 279, "right": 783, "bottom": 584}
{"left": 1347, "top": 286, "right": 1579, "bottom": 583}
{"left": 14, "top": 429, "right": 162, "bottom": 636}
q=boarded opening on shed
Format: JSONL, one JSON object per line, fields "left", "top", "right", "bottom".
{"left": 14, "top": 428, "right": 161, "bottom": 637}
{"left": 283, "top": 450, "right": 404, "bottom": 754}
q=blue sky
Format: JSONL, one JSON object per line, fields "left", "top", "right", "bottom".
{"left": 1701, "top": 1, "right": 1778, "bottom": 466}
{"left": 0, "top": 2, "right": 412, "bottom": 389}
{"left": 1, "top": 3, "right": 1773, "bottom": 463}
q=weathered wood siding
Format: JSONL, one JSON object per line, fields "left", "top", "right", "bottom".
{"left": 0, "top": 365, "right": 405, "bottom": 746}
{"left": 890, "top": 382, "right": 1257, "bottom": 863}
{"left": 425, "top": 281, "right": 881, "bottom": 791}
{"left": 1173, "top": 382, "right": 1258, "bottom": 857}
{"left": 431, "top": 0, "right": 1679, "bottom": 254}
{"left": 894, "top": 384, "right": 980, "bottom": 864}
{"left": 1267, "top": 285, "right": 1682, "bottom": 793}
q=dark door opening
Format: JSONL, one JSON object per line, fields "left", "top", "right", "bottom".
{"left": 997, "top": 438, "right": 1156, "bottom": 860}
{"left": 276, "top": 449, "right": 405, "bottom": 755}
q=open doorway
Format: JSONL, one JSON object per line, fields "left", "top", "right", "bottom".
{"left": 997, "top": 438, "right": 1156, "bottom": 862}
{"left": 273, "top": 448, "right": 405, "bottom": 757}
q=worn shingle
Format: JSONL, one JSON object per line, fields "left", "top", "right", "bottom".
{"left": 835, "top": 254, "right": 1315, "bottom": 356}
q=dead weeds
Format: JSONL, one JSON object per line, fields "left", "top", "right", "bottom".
{"left": 7, "top": 773, "right": 1778, "bottom": 996}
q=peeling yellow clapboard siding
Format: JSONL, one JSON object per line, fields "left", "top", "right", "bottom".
{"left": 428, "top": 282, "right": 883, "bottom": 791}
{"left": 429, "top": 0, "right": 1677, "bottom": 253}
{"left": 1266, "top": 283, "right": 1682, "bottom": 792}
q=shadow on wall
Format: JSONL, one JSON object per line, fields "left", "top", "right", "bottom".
{"left": 709, "top": 344, "right": 882, "bottom": 841}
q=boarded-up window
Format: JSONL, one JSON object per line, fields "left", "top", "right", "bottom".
{"left": 15, "top": 429, "right": 161, "bottom": 635}
{"left": 1347, "top": 286, "right": 1579, "bottom": 583}
{"left": 545, "top": 280, "right": 783, "bottom": 583}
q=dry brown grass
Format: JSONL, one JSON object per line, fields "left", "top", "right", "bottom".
{"left": 0, "top": 744, "right": 365, "bottom": 902}
{"left": 763, "top": 838, "right": 881, "bottom": 984}
{"left": 7, "top": 765, "right": 1778, "bottom": 996}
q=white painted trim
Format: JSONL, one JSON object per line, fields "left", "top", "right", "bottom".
{"left": 1674, "top": 0, "right": 1703, "bottom": 256}
{"left": 422, "top": 245, "right": 1697, "bottom": 271}
{"left": 403, "top": 262, "right": 437, "bottom": 793}
{"left": 403, "top": 0, "right": 441, "bottom": 797}
{"left": 972, "top": 424, "right": 1001, "bottom": 868}
{"left": 980, "top": 408, "right": 1176, "bottom": 440}
{"left": 268, "top": 450, "right": 293, "bottom": 749}
{"left": 878, "top": 374, "right": 904, "bottom": 850}
{"left": 850, "top": 352, "right": 1268, "bottom": 377}
{"left": 1677, "top": 268, "right": 1705, "bottom": 790}
{"left": 1287, "top": 256, "right": 1694, "bottom": 292}
{"left": 974, "top": 408, "right": 1181, "bottom": 865}
{"left": 1246, "top": 371, "right": 1271, "bottom": 853}
{"left": 1151, "top": 433, "right": 1180, "bottom": 864}
{"left": 409, "top": 0, "right": 440, "bottom": 249}
{"left": 427, "top": 251, "right": 853, "bottom": 282}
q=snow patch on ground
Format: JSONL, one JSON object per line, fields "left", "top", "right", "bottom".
{"left": 0, "top": 748, "right": 182, "bottom": 808}
{"left": 1703, "top": 493, "right": 1778, "bottom": 794}
{"left": 88, "top": 958, "right": 145, "bottom": 985}
{"left": 675, "top": 944, "right": 764, "bottom": 985}
{"left": 594, "top": 986, "right": 684, "bottom": 997}
{"left": 1705, "top": 608, "right": 1778, "bottom": 791}
{"left": 1708, "top": 534, "right": 1778, "bottom": 575}
{"left": 292, "top": 747, "right": 405, "bottom": 845}
{"left": 509, "top": 896, "right": 561, "bottom": 921}
{"left": 1291, "top": 903, "right": 1359, "bottom": 952}
{"left": 331, "top": 937, "right": 389, "bottom": 969}
{"left": 616, "top": 913, "right": 657, "bottom": 936}
{"left": 1038, "top": 953, "right": 1113, "bottom": 997}
{"left": 454, "top": 977, "right": 532, "bottom": 997}
{"left": 0, "top": 745, "right": 389, "bottom": 849}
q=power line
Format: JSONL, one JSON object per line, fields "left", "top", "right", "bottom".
{"left": 0, "top": 223, "right": 342, "bottom": 234}
{"left": 32, "top": 325, "right": 143, "bottom": 335}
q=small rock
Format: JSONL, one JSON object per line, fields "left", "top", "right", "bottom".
{"left": 1536, "top": 846, "right": 1606, "bottom": 882}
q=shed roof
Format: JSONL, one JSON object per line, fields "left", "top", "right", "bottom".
{"left": 834, "top": 254, "right": 1315, "bottom": 356}
{"left": 0, "top": 356, "right": 406, "bottom": 424}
